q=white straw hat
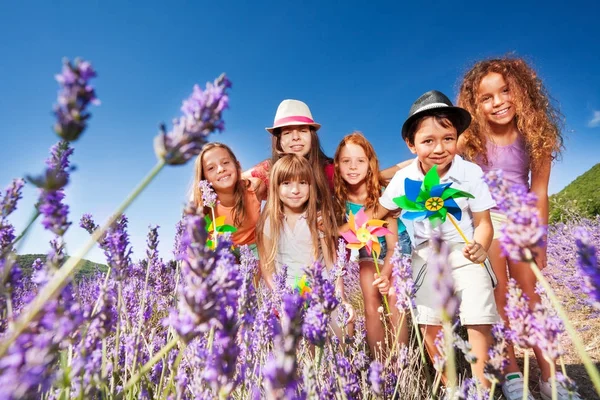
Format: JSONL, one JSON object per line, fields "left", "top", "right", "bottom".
{"left": 266, "top": 99, "right": 321, "bottom": 134}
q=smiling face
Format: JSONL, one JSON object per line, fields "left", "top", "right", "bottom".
{"left": 407, "top": 116, "right": 458, "bottom": 177}
{"left": 279, "top": 125, "right": 312, "bottom": 157}
{"left": 477, "top": 72, "right": 516, "bottom": 127}
{"left": 338, "top": 143, "right": 369, "bottom": 187}
{"left": 278, "top": 179, "right": 310, "bottom": 214}
{"left": 201, "top": 147, "right": 238, "bottom": 193}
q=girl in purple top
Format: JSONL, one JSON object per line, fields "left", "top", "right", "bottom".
{"left": 458, "top": 58, "right": 570, "bottom": 400}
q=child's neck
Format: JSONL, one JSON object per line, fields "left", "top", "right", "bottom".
{"left": 215, "top": 188, "right": 236, "bottom": 207}
{"left": 418, "top": 160, "right": 451, "bottom": 178}
{"left": 282, "top": 205, "right": 305, "bottom": 230}
{"left": 488, "top": 119, "right": 518, "bottom": 140}
{"left": 346, "top": 181, "right": 368, "bottom": 204}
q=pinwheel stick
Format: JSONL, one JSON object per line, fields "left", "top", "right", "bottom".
{"left": 372, "top": 251, "right": 391, "bottom": 316}
{"left": 447, "top": 214, "right": 486, "bottom": 268}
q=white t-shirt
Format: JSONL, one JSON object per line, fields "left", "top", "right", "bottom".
{"left": 263, "top": 214, "right": 324, "bottom": 287}
{"left": 379, "top": 156, "right": 495, "bottom": 246}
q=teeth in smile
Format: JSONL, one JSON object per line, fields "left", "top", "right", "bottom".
{"left": 493, "top": 108, "right": 509, "bottom": 115}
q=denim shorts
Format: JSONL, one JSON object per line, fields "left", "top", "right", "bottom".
{"left": 358, "top": 243, "right": 387, "bottom": 263}
{"left": 397, "top": 230, "right": 412, "bottom": 255}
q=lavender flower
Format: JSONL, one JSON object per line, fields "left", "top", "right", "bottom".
{"left": 504, "top": 279, "right": 537, "bottom": 348}
{"left": 38, "top": 190, "right": 71, "bottom": 236}
{"left": 336, "top": 354, "right": 361, "bottom": 399}
{"left": 484, "top": 171, "right": 546, "bottom": 261}
{"left": 103, "top": 214, "right": 132, "bottom": 281}
{"left": 53, "top": 58, "right": 99, "bottom": 141}
{"left": 1, "top": 179, "right": 25, "bottom": 219}
{"left": 302, "top": 303, "right": 329, "bottom": 346}
{"left": 264, "top": 293, "right": 305, "bottom": 400}
{"left": 391, "top": 243, "right": 415, "bottom": 311}
{"left": 198, "top": 180, "right": 217, "bottom": 208}
{"left": 574, "top": 227, "right": 600, "bottom": 308}
{"left": 430, "top": 237, "right": 458, "bottom": 319}
{"left": 484, "top": 323, "right": 508, "bottom": 383}
{"left": 368, "top": 360, "right": 384, "bottom": 395}
{"left": 531, "top": 302, "right": 564, "bottom": 362}
{"left": 154, "top": 74, "right": 231, "bottom": 165}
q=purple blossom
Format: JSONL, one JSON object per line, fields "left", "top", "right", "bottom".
{"left": 368, "top": 360, "right": 384, "bottom": 395}
{"left": 430, "top": 237, "right": 458, "bottom": 319}
{"left": 391, "top": 243, "right": 415, "bottom": 311}
{"left": 154, "top": 74, "right": 231, "bottom": 165}
{"left": 574, "top": 227, "right": 600, "bottom": 308}
{"left": 336, "top": 354, "right": 361, "bottom": 399}
{"left": 484, "top": 323, "right": 508, "bottom": 383}
{"left": 1, "top": 179, "right": 25, "bottom": 220}
{"left": 504, "top": 279, "right": 537, "bottom": 348}
{"left": 103, "top": 214, "right": 132, "bottom": 281}
{"left": 198, "top": 180, "right": 217, "bottom": 208}
{"left": 264, "top": 293, "right": 305, "bottom": 400}
{"left": 302, "top": 303, "right": 329, "bottom": 346}
{"left": 38, "top": 190, "right": 71, "bottom": 236}
{"left": 484, "top": 171, "right": 546, "bottom": 261}
{"left": 53, "top": 58, "right": 99, "bottom": 141}
{"left": 531, "top": 302, "right": 564, "bottom": 361}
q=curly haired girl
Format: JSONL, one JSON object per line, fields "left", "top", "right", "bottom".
{"left": 457, "top": 57, "right": 575, "bottom": 400}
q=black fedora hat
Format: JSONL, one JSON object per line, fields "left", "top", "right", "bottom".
{"left": 401, "top": 90, "right": 472, "bottom": 140}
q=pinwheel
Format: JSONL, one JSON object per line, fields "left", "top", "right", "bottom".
{"left": 393, "top": 165, "right": 481, "bottom": 259}
{"left": 341, "top": 208, "right": 392, "bottom": 314}
{"left": 293, "top": 274, "right": 312, "bottom": 299}
{"left": 204, "top": 215, "right": 237, "bottom": 249}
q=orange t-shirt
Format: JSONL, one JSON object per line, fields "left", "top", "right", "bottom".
{"left": 215, "top": 184, "right": 261, "bottom": 246}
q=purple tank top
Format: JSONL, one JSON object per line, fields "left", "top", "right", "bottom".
{"left": 478, "top": 133, "right": 530, "bottom": 188}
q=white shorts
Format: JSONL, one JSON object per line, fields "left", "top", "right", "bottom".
{"left": 490, "top": 211, "right": 507, "bottom": 240}
{"left": 412, "top": 242, "right": 500, "bottom": 326}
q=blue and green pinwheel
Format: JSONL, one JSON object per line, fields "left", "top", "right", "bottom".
{"left": 393, "top": 165, "right": 474, "bottom": 227}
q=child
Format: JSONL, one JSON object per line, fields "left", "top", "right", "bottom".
{"left": 191, "top": 143, "right": 267, "bottom": 251}
{"left": 333, "top": 132, "right": 409, "bottom": 357}
{"left": 257, "top": 154, "right": 338, "bottom": 289}
{"left": 458, "top": 57, "right": 576, "bottom": 400}
{"left": 376, "top": 90, "right": 499, "bottom": 387}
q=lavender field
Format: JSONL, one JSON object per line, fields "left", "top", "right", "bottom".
{"left": 0, "top": 59, "right": 599, "bottom": 399}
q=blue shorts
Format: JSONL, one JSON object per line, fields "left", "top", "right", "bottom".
{"left": 398, "top": 230, "right": 412, "bottom": 255}
{"left": 358, "top": 244, "right": 387, "bottom": 263}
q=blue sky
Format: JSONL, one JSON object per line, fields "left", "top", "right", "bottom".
{"left": 1, "top": 1, "right": 599, "bottom": 264}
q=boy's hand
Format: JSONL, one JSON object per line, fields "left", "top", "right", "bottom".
{"left": 463, "top": 241, "right": 487, "bottom": 264}
{"left": 373, "top": 273, "right": 391, "bottom": 295}
{"left": 342, "top": 301, "right": 356, "bottom": 324}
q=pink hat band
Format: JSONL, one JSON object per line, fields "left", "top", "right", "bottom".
{"left": 273, "top": 115, "right": 315, "bottom": 126}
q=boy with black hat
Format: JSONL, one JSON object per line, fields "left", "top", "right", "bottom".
{"left": 378, "top": 90, "right": 498, "bottom": 387}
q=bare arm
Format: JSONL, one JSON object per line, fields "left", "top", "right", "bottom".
{"left": 380, "top": 159, "right": 413, "bottom": 183}
{"left": 258, "top": 235, "right": 276, "bottom": 290}
{"left": 248, "top": 176, "right": 268, "bottom": 202}
{"left": 464, "top": 209, "right": 493, "bottom": 263}
{"left": 530, "top": 156, "right": 551, "bottom": 269}
{"left": 373, "top": 216, "right": 398, "bottom": 295}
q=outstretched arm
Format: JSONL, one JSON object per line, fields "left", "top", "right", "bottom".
{"left": 380, "top": 159, "right": 413, "bottom": 183}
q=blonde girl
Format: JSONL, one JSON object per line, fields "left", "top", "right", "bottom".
{"left": 333, "top": 132, "right": 408, "bottom": 357}
{"left": 191, "top": 142, "right": 267, "bottom": 250}
{"left": 458, "top": 57, "right": 574, "bottom": 400}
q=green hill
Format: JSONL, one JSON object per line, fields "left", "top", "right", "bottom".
{"left": 16, "top": 254, "right": 108, "bottom": 281}
{"left": 549, "top": 163, "right": 600, "bottom": 224}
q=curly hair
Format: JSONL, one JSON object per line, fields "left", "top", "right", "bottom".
{"left": 333, "top": 132, "right": 385, "bottom": 225}
{"left": 457, "top": 57, "right": 564, "bottom": 170}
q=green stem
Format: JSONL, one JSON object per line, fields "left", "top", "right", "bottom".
{"left": 443, "top": 320, "right": 457, "bottom": 392}
{"left": 550, "top": 362, "right": 557, "bottom": 400}
{"left": 210, "top": 206, "right": 218, "bottom": 248}
{"left": 522, "top": 350, "right": 530, "bottom": 400}
{"left": 409, "top": 306, "right": 433, "bottom": 391}
{"left": 371, "top": 252, "right": 391, "bottom": 315}
{"left": 0, "top": 159, "right": 166, "bottom": 358}
{"left": 124, "top": 336, "right": 179, "bottom": 391}
{"left": 0, "top": 209, "right": 41, "bottom": 261}
{"left": 527, "top": 257, "right": 600, "bottom": 396}
{"left": 488, "top": 380, "right": 497, "bottom": 400}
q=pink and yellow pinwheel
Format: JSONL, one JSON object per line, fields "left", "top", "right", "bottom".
{"left": 341, "top": 208, "right": 392, "bottom": 258}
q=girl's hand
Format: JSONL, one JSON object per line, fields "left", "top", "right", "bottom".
{"left": 373, "top": 273, "right": 391, "bottom": 295}
{"left": 532, "top": 245, "right": 548, "bottom": 270}
{"left": 342, "top": 301, "right": 356, "bottom": 324}
{"left": 463, "top": 241, "right": 487, "bottom": 264}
